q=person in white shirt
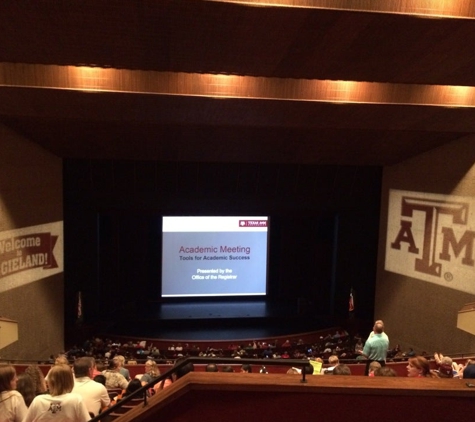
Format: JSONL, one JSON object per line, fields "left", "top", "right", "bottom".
{"left": 44, "top": 354, "right": 69, "bottom": 388}
{"left": 72, "top": 357, "right": 110, "bottom": 417}
{"left": 23, "top": 364, "right": 90, "bottom": 422}
{"left": 324, "top": 355, "right": 339, "bottom": 374}
{"left": 0, "top": 364, "right": 27, "bottom": 422}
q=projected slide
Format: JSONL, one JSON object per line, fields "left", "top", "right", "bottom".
{"left": 162, "top": 216, "right": 269, "bottom": 297}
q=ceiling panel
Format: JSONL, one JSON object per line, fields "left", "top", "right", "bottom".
{"left": 0, "top": 0, "right": 474, "bottom": 165}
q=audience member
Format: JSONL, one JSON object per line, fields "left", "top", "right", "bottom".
{"left": 93, "top": 374, "right": 106, "bottom": 385}
{"left": 86, "top": 357, "right": 102, "bottom": 378}
{"left": 281, "top": 339, "right": 291, "bottom": 348}
{"left": 241, "top": 364, "right": 252, "bottom": 373}
{"left": 406, "top": 356, "right": 438, "bottom": 378}
{"left": 368, "top": 361, "right": 382, "bottom": 377}
{"left": 360, "top": 321, "right": 389, "bottom": 375}
{"left": 150, "top": 347, "right": 162, "bottom": 359}
{"left": 45, "top": 354, "right": 69, "bottom": 385}
{"left": 16, "top": 374, "right": 36, "bottom": 407}
{"left": 463, "top": 361, "right": 475, "bottom": 379}
{"left": 23, "top": 365, "right": 90, "bottom": 422}
{"left": 261, "top": 346, "right": 273, "bottom": 359}
{"left": 102, "top": 360, "right": 129, "bottom": 390}
{"left": 434, "top": 353, "right": 458, "bottom": 378}
{"left": 324, "top": 355, "right": 339, "bottom": 374}
{"left": 0, "top": 364, "right": 28, "bottom": 421}
{"left": 174, "top": 357, "right": 194, "bottom": 380}
{"left": 388, "top": 344, "right": 401, "bottom": 359}
{"left": 72, "top": 357, "right": 110, "bottom": 416}
{"left": 205, "top": 363, "right": 219, "bottom": 372}
{"left": 333, "top": 364, "right": 351, "bottom": 375}
{"left": 437, "top": 363, "right": 454, "bottom": 378}
{"left": 124, "top": 379, "right": 143, "bottom": 396}
{"left": 153, "top": 373, "right": 173, "bottom": 394}
{"left": 113, "top": 355, "right": 131, "bottom": 381}
{"left": 303, "top": 364, "right": 314, "bottom": 375}
{"left": 367, "top": 320, "right": 389, "bottom": 342}
{"left": 95, "top": 360, "right": 107, "bottom": 373}
{"left": 222, "top": 366, "right": 234, "bottom": 373}
{"left": 23, "top": 365, "right": 47, "bottom": 397}
{"left": 374, "top": 367, "right": 397, "bottom": 377}
{"left": 140, "top": 360, "right": 160, "bottom": 386}
{"left": 354, "top": 339, "right": 364, "bottom": 355}
{"left": 310, "top": 358, "right": 323, "bottom": 375}
{"left": 110, "top": 379, "right": 143, "bottom": 406}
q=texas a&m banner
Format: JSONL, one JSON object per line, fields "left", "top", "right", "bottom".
{"left": 385, "top": 190, "right": 475, "bottom": 295}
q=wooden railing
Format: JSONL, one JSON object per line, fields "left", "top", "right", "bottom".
{"left": 90, "top": 357, "right": 312, "bottom": 422}
{"left": 94, "top": 362, "right": 475, "bottom": 422}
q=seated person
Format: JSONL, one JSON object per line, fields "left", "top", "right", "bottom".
{"left": 281, "top": 340, "right": 291, "bottom": 348}
{"left": 332, "top": 364, "right": 351, "bottom": 375}
{"left": 324, "top": 355, "right": 339, "bottom": 374}
{"left": 45, "top": 354, "right": 69, "bottom": 387}
{"left": 1, "top": 365, "right": 28, "bottom": 422}
{"left": 374, "top": 367, "right": 397, "bottom": 377}
{"left": 303, "top": 364, "right": 314, "bottom": 375}
{"left": 463, "top": 361, "right": 475, "bottom": 379}
{"left": 23, "top": 364, "right": 47, "bottom": 397}
{"left": 406, "top": 356, "right": 438, "bottom": 378}
{"left": 368, "top": 361, "right": 382, "bottom": 377}
{"left": 175, "top": 359, "right": 194, "bottom": 379}
{"left": 140, "top": 360, "right": 160, "bottom": 386}
{"left": 24, "top": 365, "right": 90, "bottom": 422}
{"left": 102, "top": 360, "right": 129, "bottom": 390}
{"left": 113, "top": 355, "right": 131, "bottom": 381}
{"left": 93, "top": 374, "right": 106, "bottom": 385}
{"left": 240, "top": 364, "right": 252, "bottom": 373}
{"left": 72, "top": 357, "right": 110, "bottom": 416}
{"left": 110, "top": 379, "right": 143, "bottom": 406}
{"left": 16, "top": 373, "right": 36, "bottom": 407}
{"left": 205, "top": 363, "right": 219, "bottom": 372}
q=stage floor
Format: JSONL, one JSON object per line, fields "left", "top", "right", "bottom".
{"left": 104, "top": 300, "right": 337, "bottom": 341}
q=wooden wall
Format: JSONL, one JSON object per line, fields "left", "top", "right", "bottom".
{"left": 378, "top": 134, "right": 475, "bottom": 354}
{"left": 0, "top": 124, "right": 63, "bottom": 360}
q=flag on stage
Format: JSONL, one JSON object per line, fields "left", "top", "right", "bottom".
{"left": 349, "top": 290, "right": 355, "bottom": 312}
{"left": 77, "top": 291, "right": 83, "bottom": 323}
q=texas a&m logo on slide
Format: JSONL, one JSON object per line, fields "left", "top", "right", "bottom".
{"left": 385, "top": 190, "right": 475, "bottom": 294}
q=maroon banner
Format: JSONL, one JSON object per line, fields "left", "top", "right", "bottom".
{"left": 0, "top": 232, "right": 58, "bottom": 279}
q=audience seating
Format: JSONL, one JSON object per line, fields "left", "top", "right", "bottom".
{"left": 107, "top": 388, "right": 123, "bottom": 400}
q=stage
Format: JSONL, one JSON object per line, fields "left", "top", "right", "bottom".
{"left": 101, "top": 300, "right": 340, "bottom": 341}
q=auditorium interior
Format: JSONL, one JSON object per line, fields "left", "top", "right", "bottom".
{"left": 1, "top": 1, "right": 475, "bottom": 420}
